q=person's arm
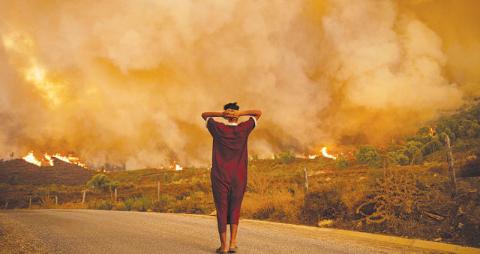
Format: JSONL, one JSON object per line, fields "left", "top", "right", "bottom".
{"left": 237, "top": 110, "right": 262, "bottom": 120}
{"left": 201, "top": 111, "right": 226, "bottom": 120}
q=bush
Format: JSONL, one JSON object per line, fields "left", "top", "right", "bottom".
{"left": 87, "top": 199, "right": 113, "bottom": 210}
{"left": 152, "top": 194, "right": 171, "bottom": 212}
{"left": 243, "top": 190, "right": 302, "bottom": 224}
{"left": 335, "top": 156, "right": 348, "bottom": 169}
{"left": 86, "top": 174, "right": 118, "bottom": 193}
{"left": 121, "top": 196, "right": 152, "bottom": 211}
{"left": 405, "top": 141, "right": 423, "bottom": 164}
{"left": 98, "top": 200, "right": 114, "bottom": 210}
{"left": 388, "top": 151, "right": 410, "bottom": 166}
{"left": 252, "top": 204, "right": 282, "bottom": 220}
{"left": 113, "top": 201, "right": 127, "bottom": 211}
{"left": 301, "top": 190, "right": 347, "bottom": 225}
{"left": 275, "top": 151, "right": 295, "bottom": 164}
{"left": 422, "top": 139, "right": 442, "bottom": 155}
{"left": 355, "top": 146, "right": 382, "bottom": 168}
{"left": 132, "top": 196, "right": 152, "bottom": 211}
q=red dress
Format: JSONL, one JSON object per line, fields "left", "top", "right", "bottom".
{"left": 206, "top": 116, "right": 256, "bottom": 233}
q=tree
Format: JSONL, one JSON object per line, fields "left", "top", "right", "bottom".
{"left": 355, "top": 146, "right": 382, "bottom": 168}
{"left": 387, "top": 151, "right": 409, "bottom": 166}
{"left": 86, "top": 174, "right": 118, "bottom": 193}
{"left": 405, "top": 141, "right": 423, "bottom": 164}
{"left": 422, "top": 138, "right": 442, "bottom": 155}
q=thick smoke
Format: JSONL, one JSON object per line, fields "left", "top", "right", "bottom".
{"left": 0, "top": 0, "right": 477, "bottom": 169}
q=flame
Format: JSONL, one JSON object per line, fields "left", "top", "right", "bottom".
{"left": 2, "top": 32, "right": 63, "bottom": 107}
{"left": 321, "top": 147, "right": 337, "bottom": 160}
{"left": 308, "top": 154, "right": 318, "bottom": 159}
{"left": 44, "top": 153, "right": 54, "bottom": 166}
{"left": 52, "top": 153, "right": 87, "bottom": 168}
{"left": 22, "top": 151, "right": 42, "bottom": 166}
{"left": 175, "top": 164, "right": 183, "bottom": 171}
{"left": 21, "top": 152, "right": 87, "bottom": 168}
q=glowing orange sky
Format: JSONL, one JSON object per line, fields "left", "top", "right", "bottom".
{"left": 0, "top": 0, "right": 478, "bottom": 168}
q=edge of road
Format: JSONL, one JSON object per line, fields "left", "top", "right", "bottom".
{"left": 178, "top": 212, "right": 480, "bottom": 254}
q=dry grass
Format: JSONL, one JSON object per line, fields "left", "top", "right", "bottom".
{"left": 1, "top": 158, "right": 479, "bottom": 247}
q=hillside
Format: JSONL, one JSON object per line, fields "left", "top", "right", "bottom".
{"left": 0, "top": 102, "right": 479, "bottom": 247}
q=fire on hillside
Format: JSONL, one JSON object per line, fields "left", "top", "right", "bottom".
{"left": 307, "top": 146, "right": 337, "bottom": 160}
{"left": 22, "top": 151, "right": 87, "bottom": 168}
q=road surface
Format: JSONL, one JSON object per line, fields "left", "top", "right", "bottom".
{"left": 0, "top": 209, "right": 453, "bottom": 254}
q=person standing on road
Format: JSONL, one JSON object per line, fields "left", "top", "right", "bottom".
{"left": 201, "top": 102, "right": 261, "bottom": 254}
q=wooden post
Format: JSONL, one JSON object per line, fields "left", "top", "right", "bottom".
{"left": 157, "top": 180, "right": 160, "bottom": 201}
{"left": 55, "top": 195, "right": 58, "bottom": 206}
{"left": 304, "top": 168, "right": 309, "bottom": 193}
{"left": 82, "top": 190, "right": 86, "bottom": 204}
{"left": 444, "top": 134, "right": 457, "bottom": 196}
{"left": 4, "top": 200, "right": 8, "bottom": 209}
{"left": 29, "top": 195, "right": 32, "bottom": 209}
{"left": 114, "top": 187, "right": 118, "bottom": 202}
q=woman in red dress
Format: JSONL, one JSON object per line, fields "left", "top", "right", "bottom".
{"left": 201, "top": 102, "right": 261, "bottom": 253}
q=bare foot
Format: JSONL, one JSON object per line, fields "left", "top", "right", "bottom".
{"left": 216, "top": 246, "right": 228, "bottom": 253}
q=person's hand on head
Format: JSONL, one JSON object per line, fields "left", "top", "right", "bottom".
{"left": 222, "top": 110, "right": 231, "bottom": 119}
{"left": 230, "top": 110, "right": 240, "bottom": 119}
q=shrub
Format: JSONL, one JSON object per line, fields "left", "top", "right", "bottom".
{"left": 335, "top": 156, "right": 348, "bottom": 169}
{"left": 252, "top": 203, "right": 279, "bottom": 220}
{"left": 113, "top": 201, "right": 127, "bottom": 211}
{"left": 355, "top": 146, "right": 382, "bottom": 168}
{"left": 86, "top": 174, "right": 118, "bottom": 193}
{"left": 152, "top": 194, "right": 171, "bottom": 212}
{"left": 301, "top": 190, "right": 347, "bottom": 225}
{"left": 86, "top": 199, "right": 113, "bottom": 210}
{"left": 98, "top": 200, "right": 114, "bottom": 210}
{"left": 275, "top": 151, "right": 295, "bottom": 164}
{"left": 405, "top": 141, "right": 423, "bottom": 164}
{"left": 422, "top": 139, "right": 442, "bottom": 155}
{"left": 121, "top": 196, "right": 153, "bottom": 211}
{"left": 243, "top": 190, "right": 302, "bottom": 223}
{"left": 132, "top": 196, "right": 152, "bottom": 211}
{"left": 388, "top": 151, "right": 409, "bottom": 166}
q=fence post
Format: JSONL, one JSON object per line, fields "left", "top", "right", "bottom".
{"left": 157, "top": 180, "right": 160, "bottom": 202}
{"left": 4, "top": 200, "right": 8, "bottom": 209}
{"left": 304, "top": 168, "right": 309, "bottom": 193}
{"left": 55, "top": 195, "right": 58, "bottom": 206}
{"left": 29, "top": 195, "right": 32, "bottom": 209}
{"left": 114, "top": 187, "right": 118, "bottom": 202}
{"left": 444, "top": 134, "right": 457, "bottom": 196}
{"left": 82, "top": 190, "right": 86, "bottom": 204}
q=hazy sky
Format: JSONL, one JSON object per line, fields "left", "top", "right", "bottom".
{"left": 0, "top": 0, "right": 478, "bottom": 169}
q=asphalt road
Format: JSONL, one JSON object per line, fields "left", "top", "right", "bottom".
{"left": 0, "top": 209, "right": 447, "bottom": 254}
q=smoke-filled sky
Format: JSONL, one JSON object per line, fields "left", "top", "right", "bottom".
{"left": 0, "top": 0, "right": 479, "bottom": 169}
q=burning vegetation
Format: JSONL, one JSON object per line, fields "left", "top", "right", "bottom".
{"left": 0, "top": 0, "right": 479, "bottom": 249}
{"left": 22, "top": 152, "right": 87, "bottom": 168}
{"left": 1, "top": 103, "right": 480, "bottom": 247}
{"left": 0, "top": 0, "right": 479, "bottom": 168}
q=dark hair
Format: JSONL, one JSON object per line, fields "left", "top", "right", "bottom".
{"left": 223, "top": 102, "right": 240, "bottom": 110}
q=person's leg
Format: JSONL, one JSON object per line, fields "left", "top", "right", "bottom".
{"left": 229, "top": 223, "right": 238, "bottom": 248}
{"left": 212, "top": 178, "right": 230, "bottom": 252}
{"left": 228, "top": 182, "right": 245, "bottom": 249}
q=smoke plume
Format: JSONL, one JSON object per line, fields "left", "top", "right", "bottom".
{"left": 0, "top": 0, "right": 478, "bottom": 169}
